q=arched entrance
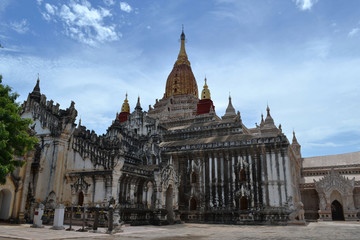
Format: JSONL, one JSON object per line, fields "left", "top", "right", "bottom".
{"left": 240, "top": 196, "right": 248, "bottom": 210}
{"left": 331, "top": 200, "right": 344, "bottom": 221}
{"left": 190, "top": 197, "right": 197, "bottom": 211}
{"left": 166, "top": 185, "right": 174, "bottom": 223}
{"left": 0, "top": 189, "right": 12, "bottom": 220}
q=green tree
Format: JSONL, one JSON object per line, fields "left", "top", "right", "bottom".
{"left": 0, "top": 75, "right": 38, "bottom": 184}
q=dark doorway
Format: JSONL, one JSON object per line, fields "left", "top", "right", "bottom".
{"left": 78, "top": 192, "right": 84, "bottom": 206}
{"left": 190, "top": 198, "right": 197, "bottom": 210}
{"left": 240, "top": 197, "right": 248, "bottom": 210}
{"left": 331, "top": 200, "right": 344, "bottom": 221}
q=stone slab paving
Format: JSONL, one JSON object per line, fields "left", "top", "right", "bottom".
{"left": 1, "top": 222, "right": 360, "bottom": 240}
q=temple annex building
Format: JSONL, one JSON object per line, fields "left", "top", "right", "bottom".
{"left": 1, "top": 30, "right": 359, "bottom": 225}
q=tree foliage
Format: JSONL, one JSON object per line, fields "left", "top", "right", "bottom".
{"left": 0, "top": 75, "right": 38, "bottom": 184}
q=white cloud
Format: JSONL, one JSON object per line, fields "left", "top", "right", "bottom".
{"left": 37, "top": 0, "right": 43, "bottom": 5}
{"left": 295, "top": 0, "right": 318, "bottom": 11}
{"left": 45, "top": 3, "right": 57, "bottom": 15}
{"left": 304, "top": 39, "right": 331, "bottom": 58}
{"left": 103, "top": 0, "right": 115, "bottom": 6}
{"left": 10, "top": 19, "right": 29, "bottom": 34}
{"left": 120, "top": 2, "right": 132, "bottom": 13}
{"left": 41, "top": 1, "right": 119, "bottom": 46}
{"left": 348, "top": 28, "right": 359, "bottom": 37}
{"left": 308, "top": 142, "right": 343, "bottom": 148}
{"left": 0, "top": 0, "right": 11, "bottom": 12}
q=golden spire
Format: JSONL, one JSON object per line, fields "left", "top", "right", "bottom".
{"left": 175, "top": 25, "right": 190, "bottom": 66}
{"left": 201, "top": 77, "right": 211, "bottom": 100}
{"left": 121, "top": 93, "right": 130, "bottom": 113}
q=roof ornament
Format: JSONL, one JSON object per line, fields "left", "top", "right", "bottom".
{"left": 260, "top": 113, "right": 264, "bottom": 127}
{"left": 292, "top": 130, "right": 299, "bottom": 145}
{"left": 222, "top": 92, "right": 236, "bottom": 120}
{"left": 30, "top": 73, "right": 41, "bottom": 102}
{"left": 201, "top": 77, "right": 211, "bottom": 100}
{"left": 176, "top": 25, "right": 189, "bottom": 66}
{"left": 135, "top": 95, "right": 142, "bottom": 110}
{"left": 121, "top": 93, "right": 130, "bottom": 113}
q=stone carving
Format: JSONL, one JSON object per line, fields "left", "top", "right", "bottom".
{"left": 288, "top": 201, "right": 305, "bottom": 222}
{"left": 314, "top": 168, "right": 356, "bottom": 219}
{"left": 161, "top": 163, "right": 180, "bottom": 188}
{"left": 71, "top": 176, "right": 91, "bottom": 194}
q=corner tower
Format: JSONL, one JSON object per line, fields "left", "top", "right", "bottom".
{"left": 197, "top": 77, "right": 215, "bottom": 115}
{"left": 164, "top": 28, "right": 198, "bottom": 98}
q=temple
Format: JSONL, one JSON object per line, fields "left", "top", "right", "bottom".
{"left": 1, "top": 30, "right": 359, "bottom": 224}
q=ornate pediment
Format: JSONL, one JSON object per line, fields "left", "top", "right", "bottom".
{"left": 161, "top": 164, "right": 180, "bottom": 188}
{"left": 314, "top": 168, "right": 355, "bottom": 195}
{"left": 71, "top": 176, "right": 91, "bottom": 194}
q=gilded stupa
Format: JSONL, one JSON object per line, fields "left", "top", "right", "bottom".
{"left": 148, "top": 28, "right": 200, "bottom": 124}
{"left": 164, "top": 27, "right": 198, "bottom": 99}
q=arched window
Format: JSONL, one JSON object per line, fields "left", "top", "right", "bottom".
{"left": 191, "top": 172, "right": 197, "bottom": 183}
{"left": 78, "top": 192, "right": 84, "bottom": 206}
{"left": 240, "top": 169, "right": 246, "bottom": 182}
{"left": 240, "top": 196, "right": 248, "bottom": 210}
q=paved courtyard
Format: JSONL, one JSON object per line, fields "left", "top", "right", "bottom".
{"left": 0, "top": 222, "right": 359, "bottom": 240}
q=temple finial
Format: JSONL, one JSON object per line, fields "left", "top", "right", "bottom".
{"left": 201, "top": 77, "right": 211, "bottom": 100}
{"left": 121, "top": 93, "right": 130, "bottom": 113}
{"left": 176, "top": 25, "right": 189, "bottom": 65}
{"left": 135, "top": 95, "right": 142, "bottom": 110}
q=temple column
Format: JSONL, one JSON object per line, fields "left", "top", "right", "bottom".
{"left": 219, "top": 153, "right": 224, "bottom": 207}
{"left": 105, "top": 176, "right": 112, "bottom": 201}
{"left": 261, "top": 148, "right": 269, "bottom": 207}
{"left": 231, "top": 153, "right": 235, "bottom": 208}
{"left": 224, "top": 153, "right": 228, "bottom": 208}
{"left": 266, "top": 150, "right": 273, "bottom": 206}
{"left": 94, "top": 176, "right": 105, "bottom": 203}
{"left": 278, "top": 150, "right": 286, "bottom": 206}
{"left": 248, "top": 155, "right": 255, "bottom": 208}
{"left": 214, "top": 153, "right": 218, "bottom": 206}
{"left": 209, "top": 155, "right": 213, "bottom": 207}
{"left": 130, "top": 182, "right": 135, "bottom": 204}
{"left": 201, "top": 155, "right": 206, "bottom": 209}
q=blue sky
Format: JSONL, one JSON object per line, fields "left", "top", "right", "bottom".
{"left": 1, "top": 0, "right": 360, "bottom": 157}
